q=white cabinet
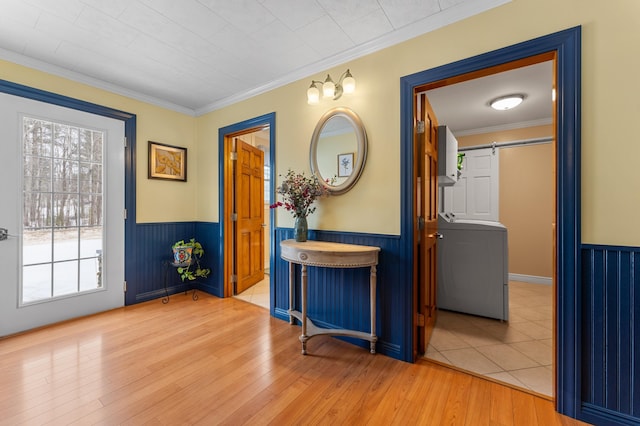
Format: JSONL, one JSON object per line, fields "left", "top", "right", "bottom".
{"left": 438, "top": 125, "right": 458, "bottom": 186}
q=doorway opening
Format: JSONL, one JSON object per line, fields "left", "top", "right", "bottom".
{"left": 219, "top": 113, "right": 275, "bottom": 313}
{"left": 233, "top": 128, "right": 271, "bottom": 309}
{"left": 414, "top": 52, "right": 558, "bottom": 396}
{"left": 402, "top": 27, "right": 580, "bottom": 415}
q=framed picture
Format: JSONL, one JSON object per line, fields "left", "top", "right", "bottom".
{"left": 148, "top": 141, "right": 187, "bottom": 181}
{"left": 337, "top": 152, "right": 354, "bottom": 177}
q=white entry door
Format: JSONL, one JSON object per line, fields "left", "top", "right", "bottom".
{"left": 0, "top": 93, "right": 125, "bottom": 336}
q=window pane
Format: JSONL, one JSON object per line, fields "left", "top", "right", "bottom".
{"left": 24, "top": 155, "right": 52, "bottom": 192}
{"left": 53, "top": 260, "right": 78, "bottom": 297}
{"left": 53, "top": 227, "right": 78, "bottom": 262}
{"left": 22, "top": 264, "right": 52, "bottom": 303}
{"left": 23, "top": 118, "right": 52, "bottom": 156}
{"left": 23, "top": 229, "right": 52, "bottom": 265}
{"left": 80, "top": 227, "right": 102, "bottom": 258}
{"left": 80, "top": 258, "right": 100, "bottom": 291}
{"left": 53, "top": 193, "right": 79, "bottom": 227}
{"left": 53, "top": 159, "right": 79, "bottom": 193}
{"left": 91, "top": 131, "right": 103, "bottom": 162}
{"left": 79, "top": 195, "right": 102, "bottom": 226}
{"left": 23, "top": 192, "right": 52, "bottom": 229}
{"left": 79, "top": 163, "right": 102, "bottom": 194}
{"left": 53, "top": 123, "right": 78, "bottom": 160}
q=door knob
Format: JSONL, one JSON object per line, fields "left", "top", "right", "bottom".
{"left": 428, "top": 232, "right": 443, "bottom": 239}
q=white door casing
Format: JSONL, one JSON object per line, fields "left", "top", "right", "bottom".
{"left": 0, "top": 93, "right": 125, "bottom": 336}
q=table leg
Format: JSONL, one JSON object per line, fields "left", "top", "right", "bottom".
{"left": 288, "top": 261, "right": 295, "bottom": 325}
{"left": 370, "top": 264, "right": 377, "bottom": 354}
{"left": 300, "top": 264, "right": 308, "bottom": 355}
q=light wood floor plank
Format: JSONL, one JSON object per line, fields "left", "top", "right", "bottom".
{"left": 0, "top": 293, "right": 589, "bottom": 426}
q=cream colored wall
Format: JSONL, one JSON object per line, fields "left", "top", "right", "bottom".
{"left": 196, "top": 67, "right": 400, "bottom": 233}
{"left": 459, "top": 126, "right": 554, "bottom": 278}
{"left": 197, "top": 0, "right": 640, "bottom": 246}
{"left": 0, "top": 59, "right": 197, "bottom": 224}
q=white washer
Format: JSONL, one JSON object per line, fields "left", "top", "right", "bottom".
{"left": 437, "top": 213, "right": 509, "bottom": 321}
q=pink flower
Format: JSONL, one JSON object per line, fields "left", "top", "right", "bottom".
{"left": 270, "top": 169, "right": 330, "bottom": 218}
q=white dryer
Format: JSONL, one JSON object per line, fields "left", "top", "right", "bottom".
{"left": 436, "top": 213, "right": 509, "bottom": 321}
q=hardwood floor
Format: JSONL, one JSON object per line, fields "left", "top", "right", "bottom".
{"left": 0, "top": 293, "right": 588, "bottom": 425}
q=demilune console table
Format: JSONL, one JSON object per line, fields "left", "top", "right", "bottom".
{"left": 280, "top": 239, "right": 381, "bottom": 355}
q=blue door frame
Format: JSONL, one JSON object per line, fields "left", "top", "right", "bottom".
{"left": 217, "top": 113, "right": 276, "bottom": 311}
{"left": 400, "top": 27, "right": 581, "bottom": 417}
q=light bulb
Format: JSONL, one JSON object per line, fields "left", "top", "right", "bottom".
{"left": 307, "top": 84, "right": 320, "bottom": 105}
{"left": 342, "top": 75, "right": 355, "bottom": 94}
{"left": 342, "top": 70, "right": 355, "bottom": 94}
{"left": 322, "top": 75, "right": 335, "bottom": 98}
{"left": 490, "top": 94, "right": 524, "bottom": 110}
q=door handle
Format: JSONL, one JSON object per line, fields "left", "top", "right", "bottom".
{"left": 428, "top": 232, "right": 443, "bottom": 239}
{"left": 0, "top": 228, "right": 7, "bottom": 241}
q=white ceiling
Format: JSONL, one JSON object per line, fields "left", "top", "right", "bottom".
{"left": 0, "top": 0, "right": 512, "bottom": 116}
{"left": 426, "top": 61, "right": 553, "bottom": 135}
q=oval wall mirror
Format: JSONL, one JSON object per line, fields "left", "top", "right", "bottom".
{"left": 309, "top": 107, "right": 368, "bottom": 195}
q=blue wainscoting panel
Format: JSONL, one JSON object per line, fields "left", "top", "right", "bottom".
{"left": 195, "top": 222, "right": 222, "bottom": 297}
{"left": 273, "top": 228, "right": 406, "bottom": 360}
{"left": 581, "top": 244, "right": 640, "bottom": 425}
{"left": 130, "top": 222, "right": 219, "bottom": 303}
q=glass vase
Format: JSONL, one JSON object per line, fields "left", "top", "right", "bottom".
{"left": 294, "top": 216, "right": 308, "bottom": 242}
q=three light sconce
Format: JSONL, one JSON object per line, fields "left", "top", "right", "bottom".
{"left": 307, "top": 69, "right": 356, "bottom": 105}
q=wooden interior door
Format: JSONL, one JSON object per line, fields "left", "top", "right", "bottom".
{"left": 234, "top": 139, "right": 265, "bottom": 294}
{"left": 415, "top": 92, "right": 439, "bottom": 357}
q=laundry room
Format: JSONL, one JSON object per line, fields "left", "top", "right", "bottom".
{"left": 422, "top": 60, "right": 556, "bottom": 396}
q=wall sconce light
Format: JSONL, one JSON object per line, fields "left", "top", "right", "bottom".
{"left": 489, "top": 94, "right": 525, "bottom": 110}
{"left": 307, "top": 69, "right": 356, "bottom": 105}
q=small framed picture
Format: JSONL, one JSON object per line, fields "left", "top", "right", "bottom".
{"left": 337, "top": 152, "right": 354, "bottom": 177}
{"left": 148, "top": 141, "right": 187, "bottom": 181}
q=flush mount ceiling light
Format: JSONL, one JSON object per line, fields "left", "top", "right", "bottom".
{"left": 307, "top": 69, "right": 356, "bottom": 105}
{"left": 489, "top": 94, "right": 525, "bottom": 110}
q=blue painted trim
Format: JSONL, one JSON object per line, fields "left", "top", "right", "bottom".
{"left": 581, "top": 403, "right": 640, "bottom": 426}
{"left": 218, "top": 113, "right": 276, "bottom": 305}
{"left": 0, "top": 79, "right": 139, "bottom": 306}
{"left": 400, "top": 27, "right": 581, "bottom": 417}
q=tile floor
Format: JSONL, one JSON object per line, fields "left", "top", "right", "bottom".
{"left": 425, "top": 281, "right": 553, "bottom": 396}
{"left": 234, "top": 274, "right": 270, "bottom": 310}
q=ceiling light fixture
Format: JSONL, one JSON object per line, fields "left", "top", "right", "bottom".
{"left": 307, "top": 69, "right": 356, "bottom": 105}
{"left": 489, "top": 94, "right": 525, "bottom": 110}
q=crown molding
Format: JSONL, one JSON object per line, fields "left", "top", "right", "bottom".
{"left": 0, "top": 48, "right": 197, "bottom": 116}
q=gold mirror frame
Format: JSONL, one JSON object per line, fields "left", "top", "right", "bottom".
{"left": 309, "top": 107, "right": 368, "bottom": 195}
